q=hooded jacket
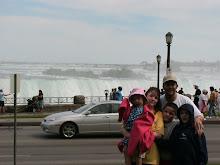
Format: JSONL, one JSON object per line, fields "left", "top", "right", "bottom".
{"left": 169, "top": 104, "right": 208, "bottom": 165}
{"left": 117, "top": 98, "right": 155, "bottom": 156}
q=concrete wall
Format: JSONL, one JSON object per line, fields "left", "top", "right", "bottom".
{"left": 5, "top": 104, "right": 84, "bottom": 113}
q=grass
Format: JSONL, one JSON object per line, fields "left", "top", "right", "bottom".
{"left": 0, "top": 114, "right": 49, "bottom": 119}
{"left": 204, "top": 112, "right": 220, "bottom": 116}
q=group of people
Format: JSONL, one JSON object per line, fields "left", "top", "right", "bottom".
{"left": 0, "top": 89, "right": 44, "bottom": 113}
{"left": 193, "top": 85, "right": 219, "bottom": 119}
{"left": 110, "top": 86, "right": 123, "bottom": 101}
{"left": 117, "top": 74, "right": 207, "bottom": 165}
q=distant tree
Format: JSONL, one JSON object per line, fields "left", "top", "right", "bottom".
{"left": 101, "top": 68, "right": 146, "bottom": 79}
{"left": 42, "top": 68, "right": 99, "bottom": 78}
{"left": 140, "top": 61, "right": 149, "bottom": 65}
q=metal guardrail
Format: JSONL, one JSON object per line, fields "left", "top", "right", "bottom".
{"left": 4, "top": 95, "right": 193, "bottom": 105}
{"left": 4, "top": 96, "right": 111, "bottom": 105}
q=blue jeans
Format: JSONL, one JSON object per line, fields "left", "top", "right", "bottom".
{"left": 37, "top": 100, "right": 44, "bottom": 109}
{"left": 208, "top": 101, "right": 218, "bottom": 117}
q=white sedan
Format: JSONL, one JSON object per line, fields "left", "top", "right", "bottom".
{"left": 41, "top": 101, "right": 122, "bottom": 138}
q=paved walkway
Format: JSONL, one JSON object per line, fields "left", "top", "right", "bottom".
{"left": 0, "top": 112, "right": 51, "bottom": 126}
{"left": 0, "top": 111, "right": 220, "bottom": 126}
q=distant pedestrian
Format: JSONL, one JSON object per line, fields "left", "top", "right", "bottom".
{"left": 215, "top": 89, "right": 219, "bottom": 101}
{"left": 198, "top": 89, "right": 208, "bottom": 113}
{"left": 207, "top": 86, "right": 218, "bottom": 118}
{"left": 193, "top": 85, "right": 201, "bottom": 108}
{"left": 217, "top": 93, "right": 220, "bottom": 110}
{"left": 115, "top": 86, "right": 123, "bottom": 101}
{"left": 37, "top": 90, "right": 44, "bottom": 112}
{"left": 160, "top": 89, "right": 165, "bottom": 96}
{"left": 113, "top": 88, "right": 117, "bottom": 100}
{"left": 110, "top": 88, "right": 114, "bottom": 100}
{"left": 203, "top": 89, "right": 210, "bottom": 113}
{"left": 0, "top": 89, "right": 10, "bottom": 113}
{"left": 178, "top": 87, "right": 185, "bottom": 95}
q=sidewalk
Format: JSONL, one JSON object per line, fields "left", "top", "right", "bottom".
{"left": 0, "top": 112, "right": 51, "bottom": 126}
{"left": 0, "top": 112, "right": 220, "bottom": 126}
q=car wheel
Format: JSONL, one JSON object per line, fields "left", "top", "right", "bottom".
{"left": 60, "top": 122, "right": 78, "bottom": 138}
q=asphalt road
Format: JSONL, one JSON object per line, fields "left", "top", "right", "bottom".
{"left": 0, "top": 125, "right": 220, "bottom": 165}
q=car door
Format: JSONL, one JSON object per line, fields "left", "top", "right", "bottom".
{"left": 109, "top": 103, "right": 122, "bottom": 132}
{"left": 79, "top": 103, "right": 111, "bottom": 133}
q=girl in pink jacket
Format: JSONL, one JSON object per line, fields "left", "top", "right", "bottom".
{"left": 118, "top": 88, "right": 155, "bottom": 165}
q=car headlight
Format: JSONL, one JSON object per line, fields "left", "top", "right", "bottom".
{"left": 46, "top": 117, "right": 56, "bottom": 123}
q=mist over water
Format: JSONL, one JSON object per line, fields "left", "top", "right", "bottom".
{"left": 0, "top": 62, "right": 219, "bottom": 98}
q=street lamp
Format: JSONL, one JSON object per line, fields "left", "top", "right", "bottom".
{"left": 156, "top": 55, "right": 161, "bottom": 89}
{"left": 165, "top": 32, "right": 173, "bottom": 74}
{"left": 104, "top": 90, "right": 109, "bottom": 101}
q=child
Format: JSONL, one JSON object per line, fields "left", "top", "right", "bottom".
{"left": 139, "top": 87, "right": 164, "bottom": 165}
{"left": 128, "top": 87, "right": 164, "bottom": 165}
{"left": 160, "top": 104, "right": 208, "bottom": 165}
{"left": 117, "top": 88, "right": 155, "bottom": 165}
{"left": 157, "top": 103, "right": 178, "bottom": 165}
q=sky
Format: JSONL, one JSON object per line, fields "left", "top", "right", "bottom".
{"left": 0, "top": 0, "right": 220, "bottom": 64}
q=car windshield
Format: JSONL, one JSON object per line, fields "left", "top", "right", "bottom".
{"left": 72, "top": 103, "right": 95, "bottom": 114}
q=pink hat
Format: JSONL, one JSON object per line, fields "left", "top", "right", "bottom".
{"left": 129, "top": 88, "right": 146, "bottom": 101}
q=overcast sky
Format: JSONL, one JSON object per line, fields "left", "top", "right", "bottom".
{"left": 1, "top": 0, "right": 220, "bottom": 64}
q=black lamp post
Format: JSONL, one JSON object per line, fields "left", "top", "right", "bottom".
{"left": 165, "top": 32, "right": 173, "bottom": 74}
{"left": 104, "top": 90, "right": 109, "bottom": 101}
{"left": 156, "top": 55, "right": 161, "bottom": 89}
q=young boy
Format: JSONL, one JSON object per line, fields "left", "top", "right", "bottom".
{"left": 157, "top": 103, "right": 178, "bottom": 165}
{"left": 159, "top": 104, "right": 208, "bottom": 165}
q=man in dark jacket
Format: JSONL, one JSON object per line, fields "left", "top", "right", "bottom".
{"left": 193, "top": 85, "right": 201, "bottom": 108}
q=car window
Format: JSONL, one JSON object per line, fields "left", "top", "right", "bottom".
{"left": 73, "top": 103, "right": 95, "bottom": 113}
{"left": 111, "top": 104, "right": 120, "bottom": 113}
{"left": 90, "top": 104, "right": 110, "bottom": 114}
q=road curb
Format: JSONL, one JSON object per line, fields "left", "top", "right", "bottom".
{"left": 0, "top": 120, "right": 220, "bottom": 127}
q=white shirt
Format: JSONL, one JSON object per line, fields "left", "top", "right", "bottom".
{"left": 199, "top": 94, "right": 206, "bottom": 102}
{"left": 160, "top": 93, "right": 203, "bottom": 118}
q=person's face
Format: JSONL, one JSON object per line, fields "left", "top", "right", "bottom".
{"left": 163, "top": 106, "right": 176, "bottom": 123}
{"left": 146, "top": 91, "right": 159, "bottom": 108}
{"left": 180, "top": 109, "right": 190, "bottom": 124}
{"left": 131, "top": 95, "right": 144, "bottom": 107}
{"left": 163, "top": 81, "right": 178, "bottom": 96}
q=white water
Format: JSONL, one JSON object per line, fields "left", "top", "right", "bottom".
{"left": 0, "top": 62, "right": 219, "bottom": 98}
